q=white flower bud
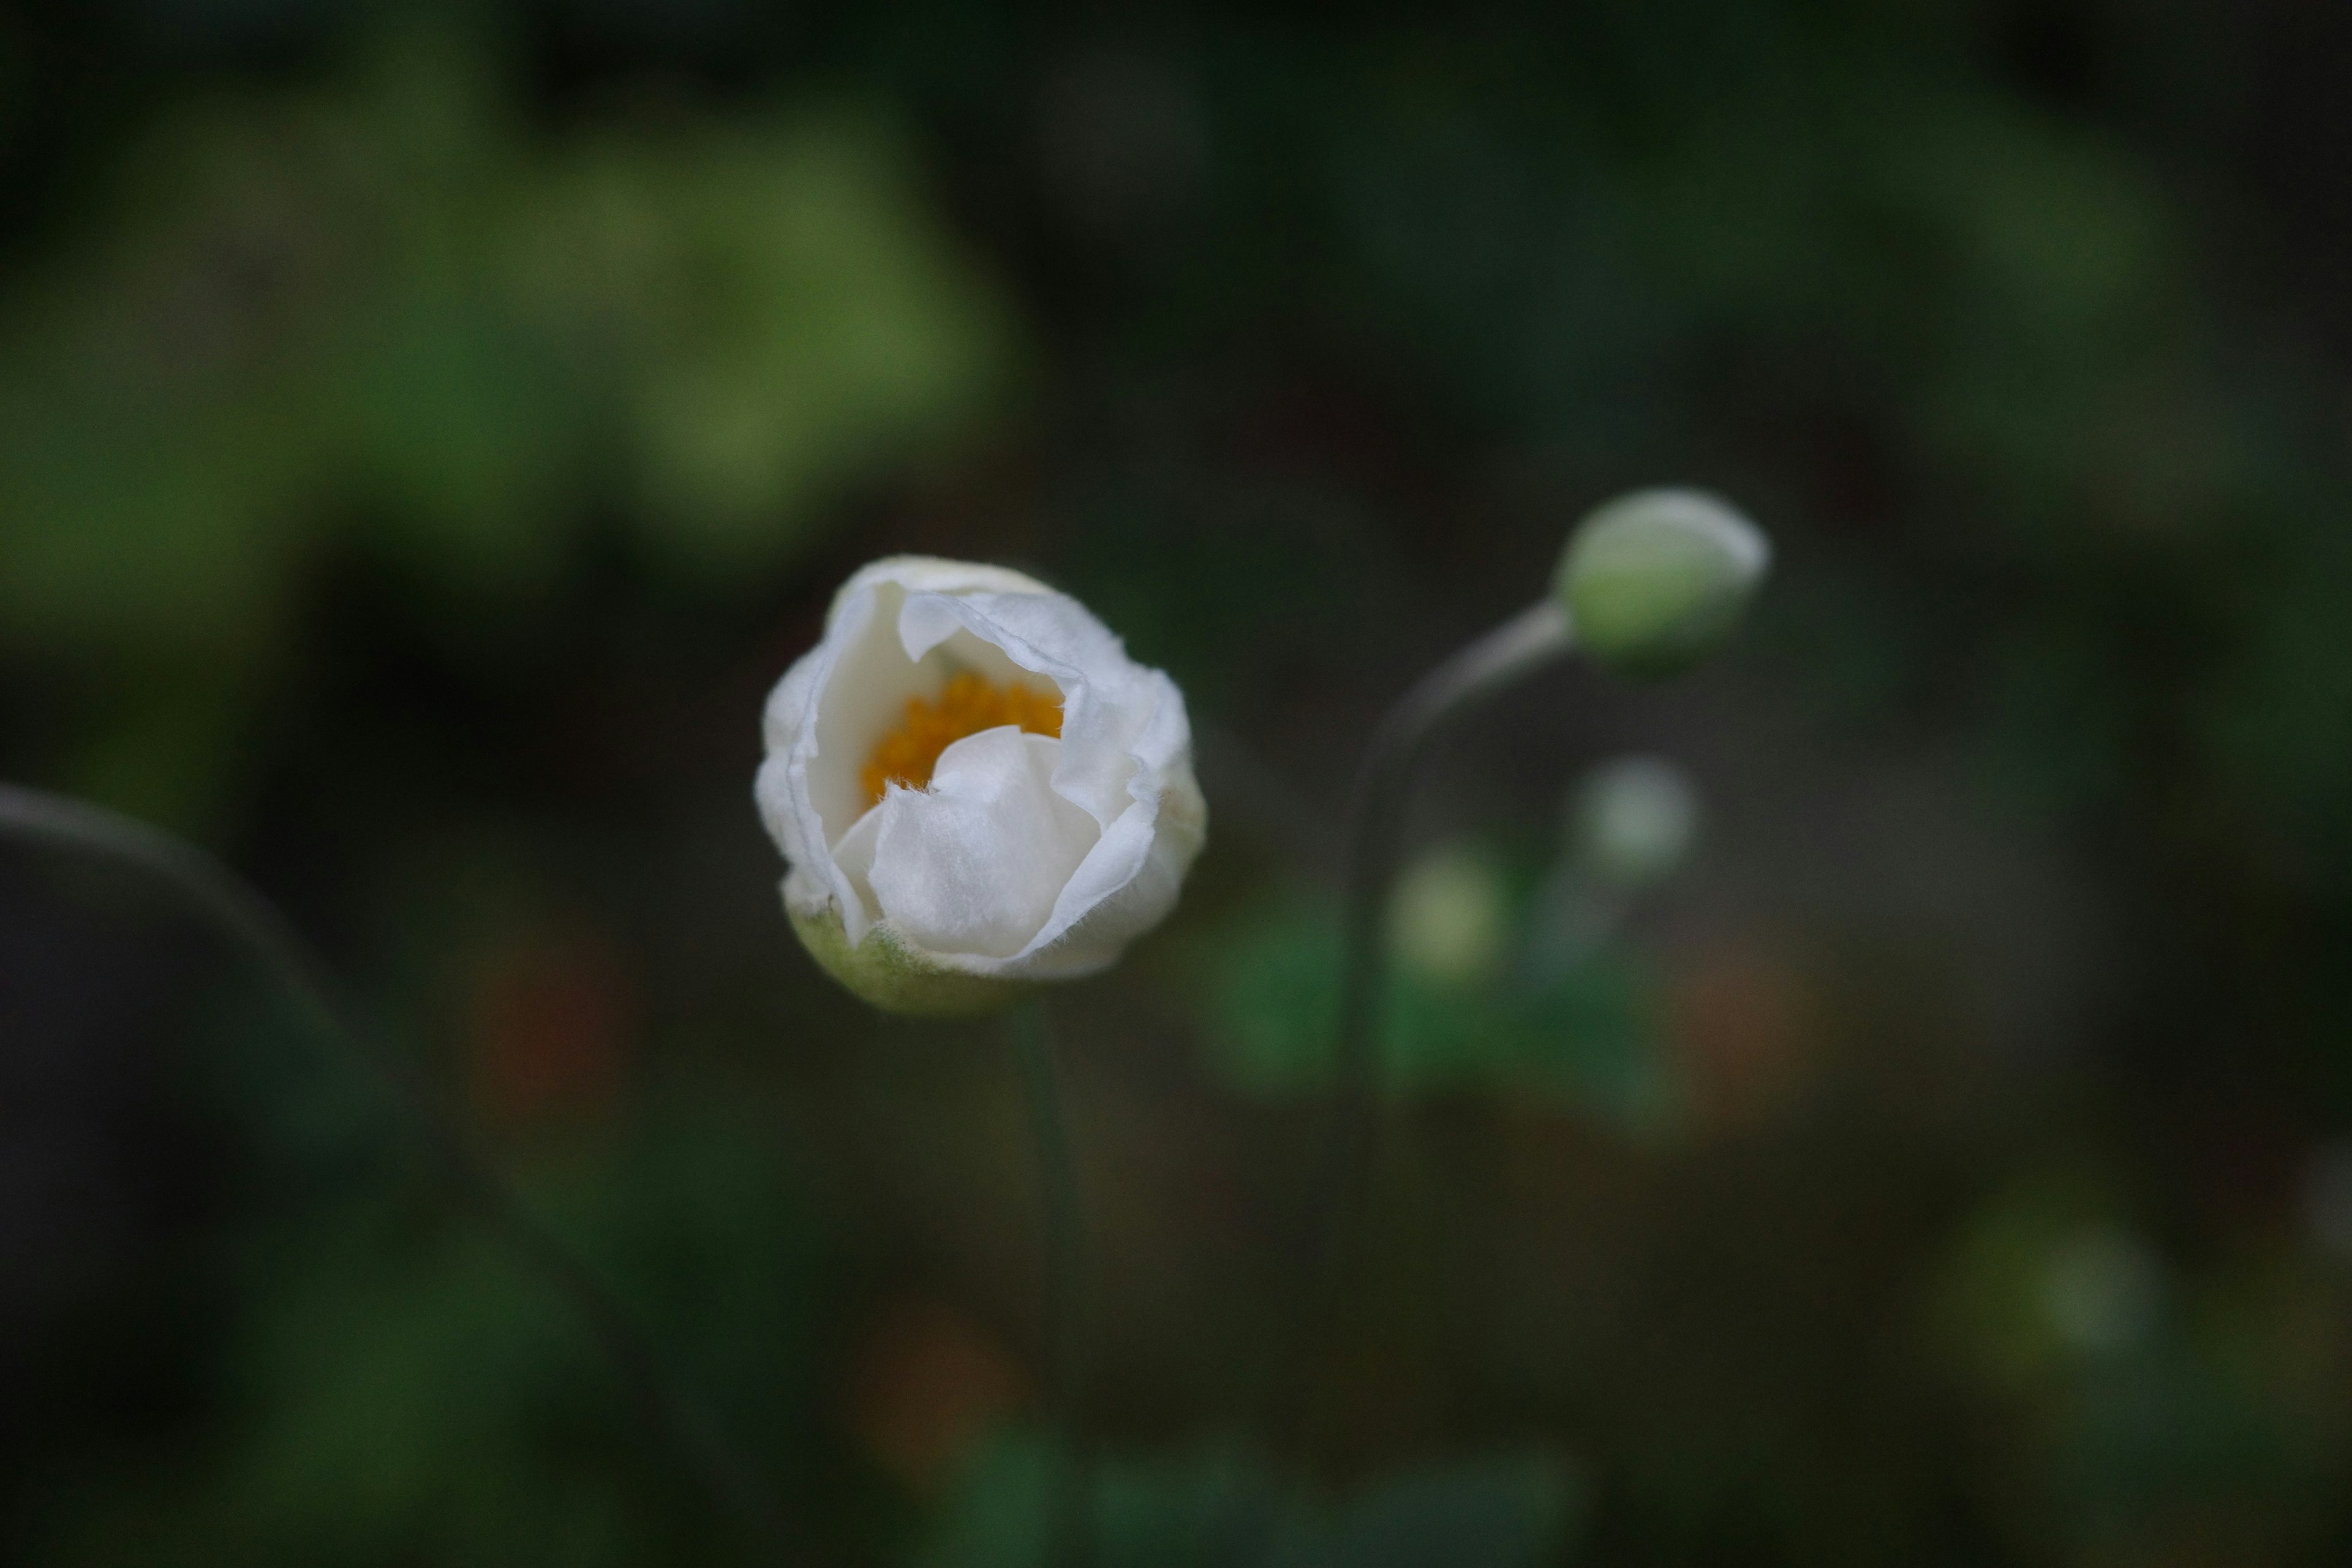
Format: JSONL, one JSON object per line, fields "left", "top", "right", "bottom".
{"left": 1555, "top": 489, "right": 1770, "bottom": 678}
{"left": 1570, "top": 756, "right": 1700, "bottom": 889}
{"left": 756, "top": 557, "right": 1207, "bottom": 1017}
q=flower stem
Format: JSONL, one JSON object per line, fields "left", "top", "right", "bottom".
{"left": 1012, "top": 997, "right": 1095, "bottom": 1568}
{"left": 1292, "top": 599, "right": 1575, "bottom": 1446}
{"left": 0, "top": 783, "right": 804, "bottom": 1562}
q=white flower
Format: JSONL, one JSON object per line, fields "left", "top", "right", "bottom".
{"left": 756, "top": 556, "right": 1207, "bottom": 1016}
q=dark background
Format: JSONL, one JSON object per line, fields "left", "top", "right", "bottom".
{"left": 6, "top": 1, "right": 2352, "bottom": 1563}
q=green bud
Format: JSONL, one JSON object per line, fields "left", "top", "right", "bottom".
{"left": 1555, "top": 489, "right": 1770, "bottom": 678}
{"left": 1386, "top": 842, "right": 1510, "bottom": 988}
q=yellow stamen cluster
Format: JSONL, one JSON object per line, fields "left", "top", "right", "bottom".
{"left": 860, "top": 671, "right": 1064, "bottom": 808}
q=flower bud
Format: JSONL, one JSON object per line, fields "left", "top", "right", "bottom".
{"left": 1555, "top": 489, "right": 1770, "bottom": 678}
{"left": 1570, "top": 755, "right": 1699, "bottom": 889}
{"left": 1386, "top": 842, "right": 1509, "bottom": 988}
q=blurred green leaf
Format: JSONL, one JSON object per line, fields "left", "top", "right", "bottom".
{"left": 1200, "top": 891, "right": 1664, "bottom": 1125}
{"left": 32, "top": 1096, "right": 831, "bottom": 1567}
{"left": 924, "top": 1431, "right": 1580, "bottom": 1568}
{"left": 518, "top": 108, "right": 1020, "bottom": 570}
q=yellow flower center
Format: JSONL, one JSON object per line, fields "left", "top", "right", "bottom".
{"left": 860, "top": 671, "right": 1064, "bottom": 809}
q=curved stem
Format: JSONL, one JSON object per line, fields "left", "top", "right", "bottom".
{"left": 1012, "top": 997, "right": 1093, "bottom": 1568}
{"left": 0, "top": 783, "right": 803, "bottom": 1561}
{"left": 1291, "top": 599, "right": 1574, "bottom": 1444}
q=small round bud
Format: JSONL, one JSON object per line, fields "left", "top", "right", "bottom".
{"left": 1555, "top": 489, "right": 1770, "bottom": 678}
{"left": 1570, "top": 755, "right": 1699, "bottom": 889}
{"left": 1386, "top": 843, "right": 1509, "bottom": 988}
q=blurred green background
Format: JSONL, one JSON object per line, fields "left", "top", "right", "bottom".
{"left": 6, "top": 1, "right": 2352, "bottom": 1563}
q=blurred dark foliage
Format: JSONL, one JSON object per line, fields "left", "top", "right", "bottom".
{"left": 6, "top": 1, "right": 2352, "bottom": 1564}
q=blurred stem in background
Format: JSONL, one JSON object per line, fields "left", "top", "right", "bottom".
{"left": 0, "top": 783, "right": 804, "bottom": 1564}
{"left": 1293, "top": 601, "right": 1574, "bottom": 1448}
{"left": 1012, "top": 997, "right": 1095, "bottom": 1568}
{"left": 1289, "top": 492, "right": 1765, "bottom": 1450}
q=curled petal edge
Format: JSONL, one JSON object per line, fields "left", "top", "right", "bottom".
{"left": 779, "top": 750, "right": 1202, "bottom": 1014}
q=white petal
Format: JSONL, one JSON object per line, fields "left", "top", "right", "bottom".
{"left": 1016, "top": 758, "right": 1207, "bottom": 979}
{"left": 829, "top": 802, "right": 886, "bottom": 943}
{"left": 869, "top": 729, "right": 1101, "bottom": 960}
{"left": 824, "top": 557, "right": 1053, "bottom": 627}
{"left": 1000, "top": 668, "right": 1200, "bottom": 971}
{"left": 804, "top": 566, "right": 1065, "bottom": 856}
{"left": 757, "top": 586, "right": 883, "bottom": 932}
{"left": 805, "top": 578, "right": 913, "bottom": 848}
{"left": 755, "top": 644, "right": 829, "bottom": 876}
{"left": 897, "top": 588, "right": 1165, "bottom": 826}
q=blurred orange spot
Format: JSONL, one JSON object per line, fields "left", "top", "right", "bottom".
{"left": 1666, "top": 940, "right": 1822, "bottom": 1134}
{"left": 860, "top": 671, "right": 1062, "bottom": 808}
{"left": 467, "top": 928, "right": 634, "bottom": 1123}
{"left": 846, "top": 1299, "right": 1030, "bottom": 1494}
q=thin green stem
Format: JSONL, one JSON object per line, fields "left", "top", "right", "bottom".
{"left": 1288, "top": 599, "right": 1574, "bottom": 1448}
{"left": 1012, "top": 997, "right": 1093, "bottom": 1568}
{"left": 0, "top": 783, "right": 804, "bottom": 1562}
